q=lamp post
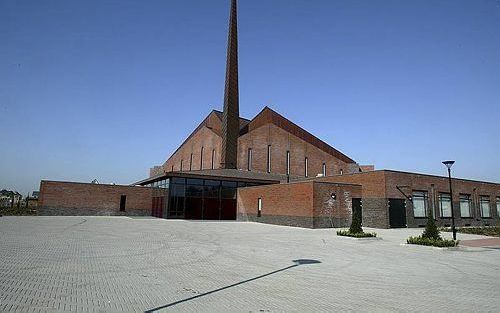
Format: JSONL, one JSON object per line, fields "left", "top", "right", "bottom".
{"left": 442, "top": 160, "right": 456, "bottom": 240}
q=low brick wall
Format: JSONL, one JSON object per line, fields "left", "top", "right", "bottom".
{"left": 237, "top": 181, "right": 362, "bottom": 228}
{"left": 39, "top": 181, "right": 153, "bottom": 216}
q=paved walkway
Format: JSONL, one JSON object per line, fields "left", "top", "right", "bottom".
{"left": 0, "top": 217, "right": 499, "bottom": 312}
{"left": 460, "top": 238, "right": 500, "bottom": 248}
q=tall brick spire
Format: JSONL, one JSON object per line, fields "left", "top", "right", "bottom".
{"left": 221, "top": 0, "right": 239, "bottom": 169}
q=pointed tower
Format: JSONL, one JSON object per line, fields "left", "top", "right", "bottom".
{"left": 221, "top": 0, "right": 239, "bottom": 169}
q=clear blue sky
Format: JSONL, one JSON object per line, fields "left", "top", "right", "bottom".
{"left": 1, "top": 0, "right": 499, "bottom": 195}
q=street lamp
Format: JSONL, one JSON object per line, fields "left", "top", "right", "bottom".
{"left": 442, "top": 160, "right": 456, "bottom": 240}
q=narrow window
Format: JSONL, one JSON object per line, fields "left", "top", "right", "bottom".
{"left": 200, "top": 147, "right": 204, "bottom": 170}
{"left": 189, "top": 153, "right": 193, "bottom": 171}
{"left": 211, "top": 149, "right": 216, "bottom": 169}
{"left": 322, "top": 163, "right": 327, "bottom": 176}
{"left": 247, "top": 148, "right": 253, "bottom": 171}
{"left": 171, "top": 165, "right": 174, "bottom": 172}
{"left": 119, "top": 195, "right": 126, "bottom": 212}
{"left": 304, "top": 157, "right": 308, "bottom": 177}
{"left": 257, "top": 198, "right": 262, "bottom": 217}
{"left": 340, "top": 169, "right": 344, "bottom": 175}
{"left": 480, "top": 196, "right": 491, "bottom": 217}
{"left": 286, "top": 151, "right": 290, "bottom": 175}
{"left": 497, "top": 197, "right": 500, "bottom": 217}
{"left": 267, "top": 145, "right": 272, "bottom": 173}
{"left": 412, "top": 191, "right": 428, "bottom": 217}
{"left": 180, "top": 160, "right": 183, "bottom": 171}
{"left": 439, "top": 193, "right": 452, "bottom": 218}
{"left": 459, "top": 194, "right": 472, "bottom": 218}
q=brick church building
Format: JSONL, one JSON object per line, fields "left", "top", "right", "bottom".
{"left": 39, "top": 0, "right": 500, "bottom": 229}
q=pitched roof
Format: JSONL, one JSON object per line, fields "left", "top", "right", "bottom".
{"left": 163, "top": 110, "right": 250, "bottom": 167}
{"left": 243, "top": 107, "right": 356, "bottom": 164}
{"left": 163, "top": 106, "right": 356, "bottom": 168}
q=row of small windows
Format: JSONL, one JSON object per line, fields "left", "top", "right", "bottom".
{"left": 258, "top": 146, "right": 340, "bottom": 177}
{"left": 177, "top": 148, "right": 217, "bottom": 172}
{"left": 176, "top": 146, "right": 344, "bottom": 176}
{"left": 412, "top": 191, "right": 500, "bottom": 219}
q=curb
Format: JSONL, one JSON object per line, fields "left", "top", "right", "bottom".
{"left": 400, "top": 243, "right": 490, "bottom": 252}
{"left": 336, "top": 236, "right": 382, "bottom": 241}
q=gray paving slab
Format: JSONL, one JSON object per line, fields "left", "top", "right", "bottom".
{"left": 0, "top": 217, "right": 499, "bottom": 312}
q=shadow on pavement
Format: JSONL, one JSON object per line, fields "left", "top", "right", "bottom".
{"left": 144, "top": 259, "right": 321, "bottom": 312}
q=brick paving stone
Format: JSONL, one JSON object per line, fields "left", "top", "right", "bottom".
{"left": 0, "top": 217, "right": 499, "bottom": 312}
{"left": 460, "top": 238, "right": 500, "bottom": 248}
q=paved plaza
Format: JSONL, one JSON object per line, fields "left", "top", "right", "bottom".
{"left": 0, "top": 217, "right": 499, "bottom": 312}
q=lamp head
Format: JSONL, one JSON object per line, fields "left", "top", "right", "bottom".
{"left": 442, "top": 160, "right": 455, "bottom": 169}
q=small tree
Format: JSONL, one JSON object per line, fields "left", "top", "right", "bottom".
{"left": 422, "top": 213, "right": 441, "bottom": 240}
{"left": 349, "top": 207, "right": 363, "bottom": 234}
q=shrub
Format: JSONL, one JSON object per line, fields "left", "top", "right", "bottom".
{"left": 337, "top": 230, "right": 377, "bottom": 238}
{"left": 407, "top": 236, "right": 458, "bottom": 247}
{"left": 422, "top": 216, "right": 441, "bottom": 240}
{"left": 442, "top": 226, "right": 500, "bottom": 237}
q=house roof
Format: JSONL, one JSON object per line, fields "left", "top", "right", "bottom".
{"left": 0, "top": 190, "right": 21, "bottom": 197}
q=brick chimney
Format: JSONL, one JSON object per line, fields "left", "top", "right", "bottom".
{"left": 221, "top": 0, "right": 239, "bottom": 169}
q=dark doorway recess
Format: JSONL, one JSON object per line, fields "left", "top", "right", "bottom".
{"left": 119, "top": 195, "right": 126, "bottom": 212}
{"left": 352, "top": 198, "right": 362, "bottom": 225}
{"left": 389, "top": 198, "right": 407, "bottom": 228}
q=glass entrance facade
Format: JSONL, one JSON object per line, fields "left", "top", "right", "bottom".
{"left": 145, "top": 175, "right": 269, "bottom": 220}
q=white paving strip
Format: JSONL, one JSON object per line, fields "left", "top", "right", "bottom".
{"left": 0, "top": 216, "right": 499, "bottom": 312}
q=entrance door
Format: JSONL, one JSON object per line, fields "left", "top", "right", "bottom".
{"left": 388, "top": 199, "right": 407, "bottom": 228}
{"left": 352, "top": 198, "right": 362, "bottom": 225}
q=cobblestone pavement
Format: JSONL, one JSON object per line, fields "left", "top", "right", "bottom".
{"left": 0, "top": 217, "right": 499, "bottom": 312}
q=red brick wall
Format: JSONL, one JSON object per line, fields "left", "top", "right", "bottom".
{"left": 313, "top": 182, "right": 362, "bottom": 219}
{"left": 237, "top": 182, "right": 314, "bottom": 218}
{"left": 39, "top": 181, "right": 153, "bottom": 215}
{"left": 319, "top": 171, "right": 387, "bottom": 198}
{"left": 155, "top": 109, "right": 358, "bottom": 178}
{"left": 384, "top": 171, "right": 500, "bottom": 225}
{"left": 163, "top": 126, "right": 222, "bottom": 173}
{"left": 237, "top": 181, "right": 362, "bottom": 228}
{"left": 238, "top": 124, "right": 354, "bottom": 177}
{"left": 313, "top": 170, "right": 500, "bottom": 227}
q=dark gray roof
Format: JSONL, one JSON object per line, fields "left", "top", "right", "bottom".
{"left": 134, "top": 169, "right": 297, "bottom": 185}
{"left": 172, "top": 169, "right": 288, "bottom": 182}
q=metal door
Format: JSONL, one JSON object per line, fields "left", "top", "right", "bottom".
{"left": 388, "top": 199, "right": 406, "bottom": 228}
{"left": 352, "top": 198, "right": 362, "bottom": 225}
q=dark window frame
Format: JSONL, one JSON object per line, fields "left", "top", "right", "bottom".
{"left": 439, "top": 192, "right": 452, "bottom": 218}
{"left": 479, "top": 195, "right": 491, "bottom": 218}
{"left": 267, "top": 145, "right": 272, "bottom": 173}
{"left": 286, "top": 150, "right": 290, "bottom": 175}
{"left": 304, "top": 157, "right": 308, "bottom": 177}
{"left": 211, "top": 149, "right": 216, "bottom": 170}
{"left": 257, "top": 198, "right": 262, "bottom": 217}
{"left": 200, "top": 147, "right": 204, "bottom": 170}
{"left": 459, "top": 194, "right": 472, "bottom": 218}
{"left": 247, "top": 148, "right": 252, "bottom": 171}
{"left": 412, "top": 190, "right": 428, "bottom": 218}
